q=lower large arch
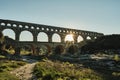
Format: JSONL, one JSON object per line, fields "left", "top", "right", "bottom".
{"left": 37, "top": 32, "right": 48, "bottom": 42}
{"left": 65, "top": 34, "right": 74, "bottom": 42}
{"left": 2, "top": 29, "right": 15, "bottom": 40}
{"left": 77, "top": 35, "right": 83, "bottom": 43}
{"left": 36, "top": 44, "right": 52, "bottom": 55}
{"left": 52, "top": 33, "right": 61, "bottom": 42}
{"left": 20, "top": 31, "right": 33, "bottom": 41}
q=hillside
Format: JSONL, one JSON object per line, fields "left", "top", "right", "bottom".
{"left": 81, "top": 34, "right": 120, "bottom": 53}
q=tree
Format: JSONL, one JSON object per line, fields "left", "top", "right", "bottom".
{"left": 54, "top": 45, "right": 64, "bottom": 55}
{"left": 0, "top": 31, "right": 4, "bottom": 44}
{"left": 0, "top": 31, "right": 4, "bottom": 51}
{"left": 67, "top": 45, "right": 78, "bottom": 55}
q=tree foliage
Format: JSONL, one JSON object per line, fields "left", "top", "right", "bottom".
{"left": 67, "top": 45, "right": 78, "bottom": 54}
{"left": 0, "top": 31, "right": 4, "bottom": 44}
{"left": 54, "top": 45, "right": 64, "bottom": 55}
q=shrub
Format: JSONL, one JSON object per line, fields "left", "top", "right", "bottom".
{"left": 114, "top": 54, "right": 120, "bottom": 62}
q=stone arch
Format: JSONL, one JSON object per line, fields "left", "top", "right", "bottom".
{"left": 1, "top": 22, "right": 5, "bottom": 26}
{"left": 25, "top": 25, "right": 29, "bottom": 29}
{"left": 37, "top": 32, "right": 48, "bottom": 42}
{"left": 2, "top": 29, "right": 15, "bottom": 40}
{"left": 13, "top": 24, "right": 17, "bottom": 27}
{"left": 86, "top": 36, "right": 91, "bottom": 40}
{"left": 52, "top": 33, "right": 61, "bottom": 42}
{"left": 46, "top": 28, "right": 49, "bottom": 31}
{"left": 7, "top": 23, "right": 11, "bottom": 26}
{"left": 65, "top": 34, "right": 74, "bottom": 42}
{"left": 36, "top": 44, "right": 52, "bottom": 55}
{"left": 20, "top": 30, "right": 33, "bottom": 41}
{"left": 94, "top": 36, "right": 97, "bottom": 39}
{"left": 19, "top": 25, "right": 23, "bottom": 28}
{"left": 77, "top": 35, "right": 84, "bottom": 43}
{"left": 36, "top": 27, "right": 40, "bottom": 30}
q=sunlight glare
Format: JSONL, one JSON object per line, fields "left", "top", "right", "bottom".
{"left": 65, "top": 34, "right": 74, "bottom": 42}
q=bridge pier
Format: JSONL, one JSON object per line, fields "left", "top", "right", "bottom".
{"left": 61, "top": 35, "right": 66, "bottom": 43}
{"left": 47, "top": 32, "right": 53, "bottom": 42}
{"left": 82, "top": 36, "right": 87, "bottom": 41}
{"left": 33, "top": 32, "right": 38, "bottom": 42}
{"left": 15, "top": 32, "right": 20, "bottom": 41}
{"left": 90, "top": 36, "right": 95, "bottom": 40}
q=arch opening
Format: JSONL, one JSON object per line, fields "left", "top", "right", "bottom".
{"left": 65, "top": 34, "right": 74, "bottom": 42}
{"left": 77, "top": 35, "right": 83, "bottom": 43}
{"left": 37, "top": 44, "right": 52, "bottom": 55}
{"left": 1, "top": 23, "right": 5, "bottom": 26}
{"left": 37, "top": 32, "right": 48, "bottom": 42}
{"left": 13, "top": 24, "right": 17, "bottom": 27}
{"left": 52, "top": 33, "right": 61, "bottom": 42}
{"left": 86, "top": 36, "right": 91, "bottom": 40}
{"left": 20, "top": 31, "right": 33, "bottom": 41}
{"left": 2, "top": 29, "right": 15, "bottom": 40}
{"left": 7, "top": 23, "right": 11, "bottom": 26}
{"left": 94, "top": 37, "right": 97, "bottom": 39}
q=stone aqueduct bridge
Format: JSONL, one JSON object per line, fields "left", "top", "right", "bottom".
{"left": 0, "top": 19, "right": 103, "bottom": 48}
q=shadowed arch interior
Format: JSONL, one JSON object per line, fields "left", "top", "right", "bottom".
{"left": 37, "top": 32, "right": 48, "bottom": 42}
{"left": 52, "top": 33, "right": 61, "bottom": 42}
{"left": 2, "top": 29, "right": 15, "bottom": 40}
{"left": 20, "top": 31, "right": 33, "bottom": 41}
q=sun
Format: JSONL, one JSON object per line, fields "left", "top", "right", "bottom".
{"left": 65, "top": 34, "right": 74, "bottom": 42}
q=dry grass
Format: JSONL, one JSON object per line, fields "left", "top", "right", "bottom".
{"left": 0, "top": 59, "right": 27, "bottom": 80}
{"left": 33, "top": 59, "right": 103, "bottom": 80}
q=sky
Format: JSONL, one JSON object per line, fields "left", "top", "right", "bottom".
{"left": 0, "top": 0, "right": 120, "bottom": 40}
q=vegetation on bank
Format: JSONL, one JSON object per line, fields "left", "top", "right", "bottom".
{"left": 0, "top": 72, "right": 19, "bottom": 80}
{"left": 0, "top": 56, "right": 27, "bottom": 80}
{"left": 0, "top": 60, "right": 26, "bottom": 72}
{"left": 33, "top": 59, "right": 104, "bottom": 80}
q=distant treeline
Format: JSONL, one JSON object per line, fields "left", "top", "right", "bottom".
{"left": 81, "top": 34, "right": 120, "bottom": 53}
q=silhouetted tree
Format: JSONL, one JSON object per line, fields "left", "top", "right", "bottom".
{"left": 0, "top": 31, "right": 4, "bottom": 52}
{"left": 81, "top": 34, "right": 120, "bottom": 54}
{"left": 0, "top": 31, "right": 4, "bottom": 44}
{"left": 54, "top": 45, "right": 64, "bottom": 55}
{"left": 67, "top": 45, "right": 78, "bottom": 55}
{"left": 31, "top": 44, "right": 37, "bottom": 55}
{"left": 14, "top": 47, "right": 21, "bottom": 56}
